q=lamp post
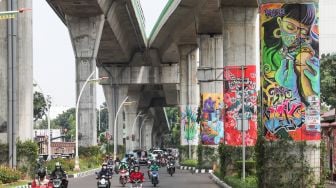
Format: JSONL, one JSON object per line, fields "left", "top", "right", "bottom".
{"left": 131, "top": 112, "right": 143, "bottom": 150}
{"left": 113, "top": 96, "right": 135, "bottom": 160}
{"left": 74, "top": 70, "right": 108, "bottom": 171}
{"left": 139, "top": 116, "right": 149, "bottom": 150}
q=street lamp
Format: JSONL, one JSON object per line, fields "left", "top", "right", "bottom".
{"left": 139, "top": 116, "right": 149, "bottom": 150}
{"left": 0, "top": 8, "right": 31, "bottom": 20}
{"left": 74, "top": 70, "right": 108, "bottom": 171}
{"left": 131, "top": 112, "right": 144, "bottom": 150}
{"left": 113, "top": 97, "right": 136, "bottom": 160}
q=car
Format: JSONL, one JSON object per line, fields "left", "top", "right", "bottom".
{"left": 133, "top": 150, "right": 148, "bottom": 165}
{"left": 151, "top": 149, "right": 163, "bottom": 159}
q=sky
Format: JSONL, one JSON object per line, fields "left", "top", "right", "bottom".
{"left": 33, "top": 1, "right": 336, "bottom": 117}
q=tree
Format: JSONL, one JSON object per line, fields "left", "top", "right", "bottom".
{"left": 320, "top": 53, "right": 336, "bottom": 107}
{"left": 33, "top": 91, "right": 48, "bottom": 122}
{"left": 164, "top": 107, "right": 180, "bottom": 146}
{"left": 97, "top": 102, "right": 108, "bottom": 134}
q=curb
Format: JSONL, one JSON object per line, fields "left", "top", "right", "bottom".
{"left": 14, "top": 186, "right": 30, "bottom": 188}
{"left": 208, "top": 172, "right": 232, "bottom": 188}
{"left": 68, "top": 168, "right": 100, "bottom": 179}
{"left": 327, "top": 180, "right": 336, "bottom": 185}
{"left": 178, "top": 166, "right": 213, "bottom": 174}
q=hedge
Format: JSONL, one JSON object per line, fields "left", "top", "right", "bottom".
{"left": 0, "top": 166, "right": 21, "bottom": 184}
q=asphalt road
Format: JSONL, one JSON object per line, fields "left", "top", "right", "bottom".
{"left": 69, "top": 167, "right": 220, "bottom": 188}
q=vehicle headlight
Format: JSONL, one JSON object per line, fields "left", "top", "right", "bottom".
{"left": 100, "top": 178, "right": 106, "bottom": 184}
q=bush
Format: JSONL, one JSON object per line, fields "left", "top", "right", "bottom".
{"left": 224, "top": 175, "right": 257, "bottom": 188}
{"left": 235, "top": 160, "right": 256, "bottom": 177}
{"left": 79, "top": 146, "right": 100, "bottom": 158}
{"left": 180, "top": 159, "right": 198, "bottom": 167}
{"left": 218, "top": 144, "right": 255, "bottom": 177}
{"left": 45, "top": 158, "right": 75, "bottom": 173}
{"left": 0, "top": 166, "right": 21, "bottom": 184}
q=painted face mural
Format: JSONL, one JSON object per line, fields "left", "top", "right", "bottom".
{"left": 260, "top": 3, "right": 320, "bottom": 141}
{"left": 223, "top": 66, "right": 258, "bottom": 146}
{"left": 180, "top": 105, "right": 199, "bottom": 145}
{"left": 200, "top": 93, "right": 224, "bottom": 145}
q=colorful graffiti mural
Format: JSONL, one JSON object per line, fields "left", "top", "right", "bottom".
{"left": 260, "top": 3, "right": 320, "bottom": 141}
{"left": 200, "top": 93, "right": 224, "bottom": 145}
{"left": 223, "top": 66, "right": 258, "bottom": 146}
{"left": 180, "top": 105, "right": 199, "bottom": 145}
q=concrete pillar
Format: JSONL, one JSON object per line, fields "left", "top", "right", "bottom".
{"left": 198, "top": 35, "right": 223, "bottom": 93}
{"left": 124, "top": 94, "right": 140, "bottom": 152}
{"left": 66, "top": 15, "right": 104, "bottom": 146}
{"left": 221, "top": 7, "right": 257, "bottom": 67}
{"left": 103, "top": 85, "right": 128, "bottom": 147}
{"left": 178, "top": 45, "right": 199, "bottom": 158}
{"left": 140, "top": 117, "right": 153, "bottom": 150}
{"left": 0, "top": 0, "right": 8, "bottom": 143}
{"left": 0, "top": 0, "right": 33, "bottom": 142}
{"left": 17, "top": 0, "right": 33, "bottom": 141}
{"left": 258, "top": 1, "right": 320, "bottom": 185}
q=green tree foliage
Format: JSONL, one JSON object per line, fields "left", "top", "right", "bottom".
{"left": 97, "top": 102, "right": 108, "bottom": 134}
{"left": 164, "top": 107, "right": 180, "bottom": 147}
{"left": 320, "top": 53, "right": 336, "bottom": 107}
{"left": 33, "top": 91, "right": 48, "bottom": 122}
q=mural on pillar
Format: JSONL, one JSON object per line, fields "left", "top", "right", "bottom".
{"left": 260, "top": 3, "right": 320, "bottom": 141}
{"left": 200, "top": 93, "right": 224, "bottom": 145}
{"left": 223, "top": 66, "right": 258, "bottom": 146}
{"left": 180, "top": 105, "right": 199, "bottom": 145}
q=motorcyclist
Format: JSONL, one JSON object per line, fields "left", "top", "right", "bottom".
{"left": 148, "top": 161, "right": 160, "bottom": 178}
{"left": 50, "top": 162, "right": 68, "bottom": 188}
{"left": 118, "top": 162, "right": 129, "bottom": 172}
{"left": 32, "top": 168, "right": 51, "bottom": 188}
{"left": 129, "top": 165, "right": 144, "bottom": 184}
{"left": 97, "top": 163, "right": 112, "bottom": 187}
{"left": 106, "top": 156, "right": 114, "bottom": 174}
{"left": 97, "top": 163, "right": 112, "bottom": 178}
{"left": 167, "top": 157, "right": 176, "bottom": 173}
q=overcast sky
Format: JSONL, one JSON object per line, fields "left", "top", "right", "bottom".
{"left": 33, "top": 1, "right": 336, "bottom": 116}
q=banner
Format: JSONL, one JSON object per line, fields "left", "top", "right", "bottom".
{"left": 260, "top": 3, "right": 320, "bottom": 141}
{"left": 223, "top": 65, "right": 258, "bottom": 146}
{"left": 180, "top": 105, "right": 199, "bottom": 145}
{"left": 200, "top": 93, "right": 224, "bottom": 145}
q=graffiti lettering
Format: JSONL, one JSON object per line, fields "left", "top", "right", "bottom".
{"left": 264, "top": 8, "right": 285, "bottom": 17}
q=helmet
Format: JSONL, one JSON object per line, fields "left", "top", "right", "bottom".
{"left": 55, "top": 162, "right": 61, "bottom": 170}
{"left": 37, "top": 168, "right": 46, "bottom": 179}
{"left": 102, "top": 162, "right": 107, "bottom": 170}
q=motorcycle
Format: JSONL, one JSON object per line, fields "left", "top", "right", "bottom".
{"left": 151, "top": 170, "right": 159, "bottom": 187}
{"left": 96, "top": 174, "right": 111, "bottom": 188}
{"left": 160, "top": 158, "right": 166, "bottom": 167}
{"left": 50, "top": 174, "right": 67, "bottom": 188}
{"left": 107, "top": 164, "right": 114, "bottom": 175}
{"left": 114, "top": 162, "right": 120, "bottom": 174}
{"left": 29, "top": 178, "right": 53, "bottom": 188}
{"left": 167, "top": 163, "right": 175, "bottom": 176}
{"left": 118, "top": 169, "right": 129, "bottom": 187}
{"left": 130, "top": 179, "right": 143, "bottom": 188}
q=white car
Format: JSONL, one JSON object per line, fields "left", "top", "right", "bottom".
{"left": 151, "top": 149, "right": 164, "bottom": 159}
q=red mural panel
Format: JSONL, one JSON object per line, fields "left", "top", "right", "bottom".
{"left": 223, "top": 65, "right": 257, "bottom": 146}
